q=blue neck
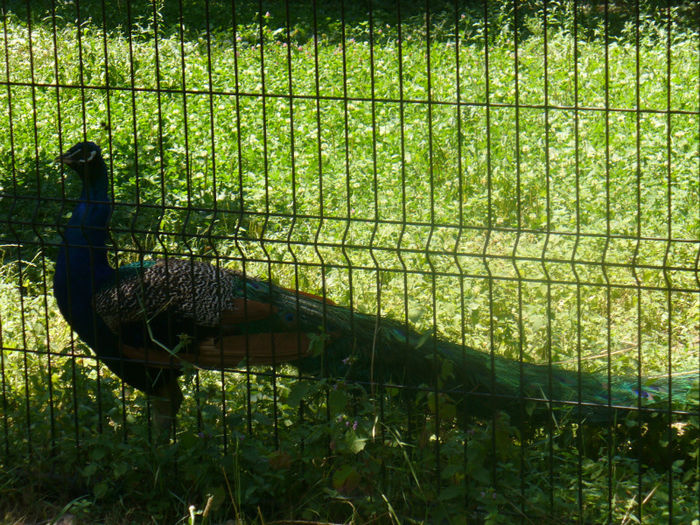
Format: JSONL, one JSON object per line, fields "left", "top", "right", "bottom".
{"left": 65, "top": 162, "right": 112, "bottom": 248}
{"left": 55, "top": 159, "right": 115, "bottom": 305}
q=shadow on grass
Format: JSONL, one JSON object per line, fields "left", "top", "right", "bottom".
{"left": 3, "top": 0, "right": 699, "bottom": 44}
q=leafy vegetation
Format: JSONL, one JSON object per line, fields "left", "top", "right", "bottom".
{"left": 0, "top": 1, "right": 698, "bottom": 523}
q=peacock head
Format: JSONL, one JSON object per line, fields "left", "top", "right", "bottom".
{"left": 56, "top": 141, "right": 105, "bottom": 179}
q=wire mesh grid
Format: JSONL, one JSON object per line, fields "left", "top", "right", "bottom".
{"left": 0, "top": 0, "right": 698, "bottom": 522}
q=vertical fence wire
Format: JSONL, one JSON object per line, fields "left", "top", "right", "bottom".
{"left": 573, "top": 2, "right": 584, "bottom": 517}
{"left": 664, "top": 2, "right": 675, "bottom": 519}
{"left": 696, "top": 1, "right": 700, "bottom": 514}
{"left": 634, "top": 0, "right": 644, "bottom": 518}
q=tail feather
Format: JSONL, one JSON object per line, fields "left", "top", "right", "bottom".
{"left": 118, "top": 267, "right": 698, "bottom": 425}
{"left": 244, "top": 278, "right": 699, "bottom": 424}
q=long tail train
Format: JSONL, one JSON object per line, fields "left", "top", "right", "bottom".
{"left": 116, "top": 260, "right": 699, "bottom": 426}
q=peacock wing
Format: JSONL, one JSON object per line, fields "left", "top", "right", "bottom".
{"left": 94, "top": 258, "right": 242, "bottom": 331}
{"left": 95, "top": 259, "right": 316, "bottom": 369}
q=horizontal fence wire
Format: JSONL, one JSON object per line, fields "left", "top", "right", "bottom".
{"left": 0, "top": 0, "right": 699, "bottom": 523}
{"left": 4, "top": 78, "right": 700, "bottom": 115}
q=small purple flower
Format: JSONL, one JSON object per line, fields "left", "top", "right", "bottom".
{"left": 352, "top": 420, "right": 358, "bottom": 431}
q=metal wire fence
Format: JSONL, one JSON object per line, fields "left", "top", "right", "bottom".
{"left": 0, "top": 0, "right": 698, "bottom": 522}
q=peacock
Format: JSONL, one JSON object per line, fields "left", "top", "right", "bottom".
{"left": 53, "top": 141, "right": 698, "bottom": 433}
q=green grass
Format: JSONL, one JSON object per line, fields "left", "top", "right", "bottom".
{"left": 1, "top": 1, "right": 699, "bottom": 523}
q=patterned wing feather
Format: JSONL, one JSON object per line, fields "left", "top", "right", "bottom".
{"left": 94, "top": 258, "right": 241, "bottom": 332}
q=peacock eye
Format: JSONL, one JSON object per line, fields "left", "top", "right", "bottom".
{"left": 76, "top": 150, "right": 97, "bottom": 163}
